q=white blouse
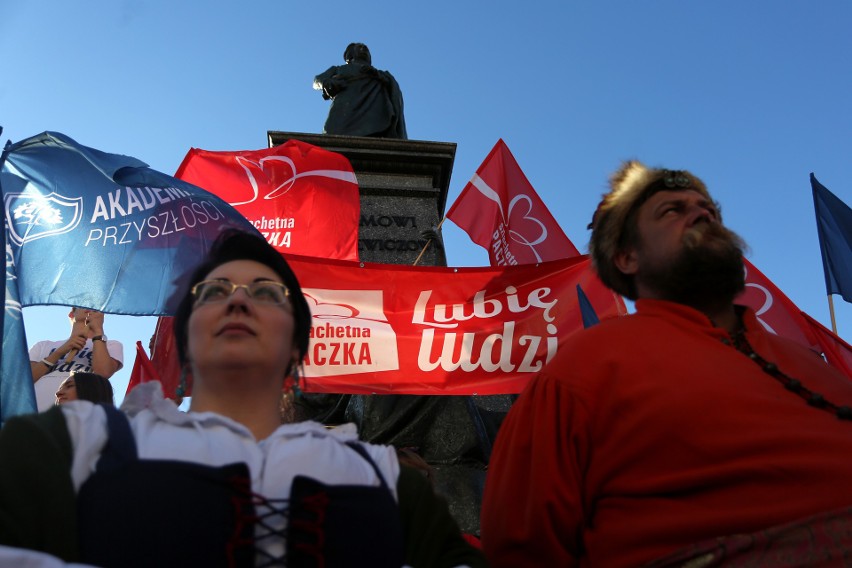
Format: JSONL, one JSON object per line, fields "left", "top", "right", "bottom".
{"left": 61, "top": 381, "right": 401, "bottom": 564}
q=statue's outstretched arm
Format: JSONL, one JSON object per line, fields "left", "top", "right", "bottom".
{"left": 313, "top": 66, "right": 344, "bottom": 99}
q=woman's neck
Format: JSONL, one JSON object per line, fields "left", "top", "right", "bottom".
{"left": 189, "top": 368, "right": 283, "bottom": 440}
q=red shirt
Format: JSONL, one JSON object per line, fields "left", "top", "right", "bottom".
{"left": 482, "top": 299, "right": 852, "bottom": 567}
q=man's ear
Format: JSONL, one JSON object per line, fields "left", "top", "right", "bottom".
{"left": 614, "top": 249, "right": 639, "bottom": 276}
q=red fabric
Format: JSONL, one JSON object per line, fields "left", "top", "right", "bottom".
{"left": 645, "top": 506, "right": 852, "bottom": 567}
{"left": 737, "top": 259, "right": 850, "bottom": 380}
{"left": 290, "top": 254, "right": 623, "bottom": 394}
{"left": 125, "top": 341, "right": 160, "bottom": 397}
{"left": 148, "top": 317, "right": 192, "bottom": 398}
{"left": 148, "top": 255, "right": 624, "bottom": 396}
{"left": 446, "top": 139, "right": 580, "bottom": 266}
{"left": 737, "top": 259, "right": 820, "bottom": 351}
{"left": 802, "top": 311, "right": 852, "bottom": 380}
{"left": 175, "top": 140, "right": 360, "bottom": 261}
{"left": 482, "top": 299, "right": 852, "bottom": 568}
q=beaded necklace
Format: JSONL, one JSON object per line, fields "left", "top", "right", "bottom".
{"left": 730, "top": 327, "right": 852, "bottom": 421}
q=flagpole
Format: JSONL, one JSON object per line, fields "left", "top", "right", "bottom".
{"left": 412, "top": 217, "right": 446, "bottom": 266}
{"left": 0, "top": 138, "right": 8, "bottom": 424}
{"left": 828, "top": 295, "right": 839, "bottom": 335}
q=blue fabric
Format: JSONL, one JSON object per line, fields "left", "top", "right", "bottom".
{"left": 0, "top": 131, "right": 261, "bottom": 423}
{"left": 0, "top": 164, "right": 36, "bottom": 422}
{"left": 0, "top": 131, "right": 261, "bottom": 315}
{"left": 811, "top": 174, "right": 852, "bottom": 303}
{"left": 577, "top": 284, "right": 600, "bottom": 328}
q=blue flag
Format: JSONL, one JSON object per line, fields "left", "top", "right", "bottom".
{"left": 1, "top": 131, "right": 262, "bottom": 315}
{"left": 0, "top": 132, "right": 262, "bottom": 423}
{"left": 811, "top": 174, "right": 852, "bottom": 303}
{"left": 576, "top": 284, "right": 600, "bottom": 328}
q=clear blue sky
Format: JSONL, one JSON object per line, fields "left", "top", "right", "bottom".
{"left": 2, "top": 1, "right": 850, "bottom": 403}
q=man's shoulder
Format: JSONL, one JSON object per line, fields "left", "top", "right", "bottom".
{"left": 31, "top": 339, "right": 63, "bottom": 347}
{"left": 565, "top": 311, "right": 659, "bottom": 343}
{"left": 542, "top": 312, "right": 677, "bottom": 377}
{"left": 28, "top": 339, "right": 63, "bottom": 355}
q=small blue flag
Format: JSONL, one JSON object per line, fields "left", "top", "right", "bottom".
{"left": 577, "top": 284, "right": 600, "bottom": 328}
{"left": 0, "top": 131, "right": 262, "bottom": 423}
{"left": 811, "top": 174, "right": 852, "bottom": 304}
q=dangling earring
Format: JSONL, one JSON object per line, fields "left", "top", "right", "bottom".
{"left": 176, "top": 366, "right": 188, "bottom": 398}
{"left": 291, "top": 364, "right": 307, "bottom": 401}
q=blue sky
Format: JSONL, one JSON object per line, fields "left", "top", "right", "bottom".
{"left": 2, "top": 1, "right": 850, "bottom": 403}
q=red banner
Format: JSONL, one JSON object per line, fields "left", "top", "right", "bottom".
{"left": 175, "top": 139, "right": 360, "bottom": 261}
{"left": 446, "top": 139, "right": 580, "bottom": 266}
{"left": 292, "top": 254, "right": 622, "bottom": 394}
{"left": 149, "top": 256, "right": 625, "bottom": 396}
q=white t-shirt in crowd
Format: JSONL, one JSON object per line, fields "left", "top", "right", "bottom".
{"left": 28, "top": 339, "right": 124, "bottom": 411}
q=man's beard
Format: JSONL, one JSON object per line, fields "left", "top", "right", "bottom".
{"left": 637, "top": 223, "right": 747, "bottom": 312}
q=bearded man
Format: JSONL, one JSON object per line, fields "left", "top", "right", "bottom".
{"left": 481, "top": 161, "right": 852, "bottom": 567}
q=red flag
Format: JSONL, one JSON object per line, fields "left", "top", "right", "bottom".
{"left": 446, "top": 139, "right": 580, "bottom": 266}
{"left": 147, "top": 316, "right": 192, "bottom": 399}
{"left": 175, "top": 139, "right": 360, "bottom": 261}
{"left": 125, "top": 340, "right": 161, "bottom": 397}
{"left": 735, "top": 259, "right": 851, "bottom": 379}
{"left": 149, "top": 255, "right": 625, "bottom": 396}
{"left": 736, "top": 259, "right": 820, "bottom": 351}
{"left": 801, "top": 312, "right": 852, "bottom": 380}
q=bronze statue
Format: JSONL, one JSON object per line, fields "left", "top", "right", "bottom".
{"left": 314, "top": 43, "right": 407, "bottom": 139}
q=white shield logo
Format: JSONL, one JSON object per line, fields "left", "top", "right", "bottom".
{"left": 4, "top": 192, "right": 83, "bottom": 246}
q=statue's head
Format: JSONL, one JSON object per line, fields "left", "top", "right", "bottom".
{"left": 344, "top": 43, "right": 371, "bottom": 65}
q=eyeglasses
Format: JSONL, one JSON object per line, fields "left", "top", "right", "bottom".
{"left": 191, "top": 279, "right": 290, "bottom": 306}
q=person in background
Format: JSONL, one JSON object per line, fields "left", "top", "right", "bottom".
{"left": 0, "top": 229, "right": 484, "bottom": 568}
{"left": 54, "top": 372, "right": 114, "bottom": 406}
{"left": 482, "top": 160, "right": 852, "bottom": 567}
{"left": 29, "top": 307, "right": 123, "bottom": 412}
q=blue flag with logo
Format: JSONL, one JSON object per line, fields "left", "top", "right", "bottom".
{"left": 0, "top": 131, "right": 262, "bottom": 423}
{"left": 811, "top": 174, "right": 852, "bottom": 304}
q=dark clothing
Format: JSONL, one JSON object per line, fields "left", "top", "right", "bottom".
{"left": 0, "top": 406, "right": 485, "bottom": 568}
{"left": 314, "top": 61, "right": 407, "bottom": 139}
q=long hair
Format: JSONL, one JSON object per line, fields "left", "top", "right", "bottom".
{"left": 71, "top": 372, "right": 114, "bottom": 405}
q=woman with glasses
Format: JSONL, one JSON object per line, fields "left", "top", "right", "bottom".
{"left": 0, "top": 229, "right": 484, "bottom": 568}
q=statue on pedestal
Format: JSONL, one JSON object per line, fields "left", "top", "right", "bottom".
{"left": 314, "top": 43, "right": 408, "bottom": 139}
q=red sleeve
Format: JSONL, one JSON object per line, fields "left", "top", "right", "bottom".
{"left": 481, "top": 372, "right": 590, "bottom": 567}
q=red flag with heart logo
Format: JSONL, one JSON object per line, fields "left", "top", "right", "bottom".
{"left": 735, "top": 259, "right": 851, "bottom": 379}
{"left": 446, "top": 139, "right": 580, "bottom": 266}
{"left": 175, "top": 139, "right": 360, "bottom": 261}
{"left": 736, "top": 259, "right": 820, "bottom": 351}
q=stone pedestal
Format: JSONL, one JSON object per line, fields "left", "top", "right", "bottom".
{"left": 267, "top": 132, "right": 455, "bottom": 267}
